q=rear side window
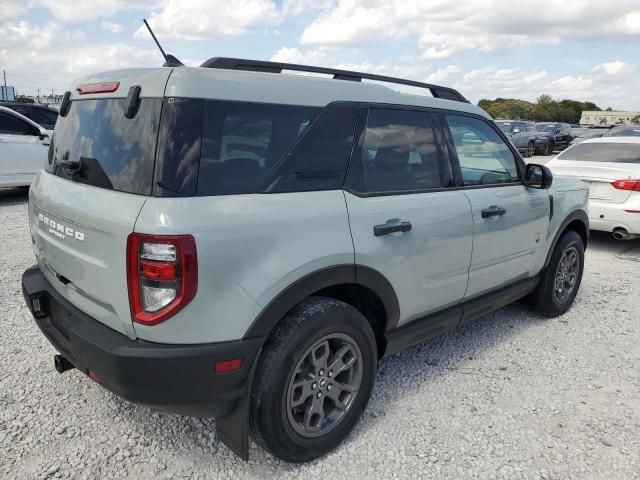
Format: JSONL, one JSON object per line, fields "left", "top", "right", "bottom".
{"left": 0, "top": 111, "right": 35, "bottom": 135}
{"left": 359, "top": 108, "right": 441, "bottom": 193}
{"left": 446, "top": 115, "right": 520, "bottom": 186}
{"left": 556, "top": 143, "right": 640, "bottom": 163}
{"left": 47, "top": 99, "right": 162, "bottom": 195}
{"left": 197, "top": 101, "right": 320, "bottom": 196}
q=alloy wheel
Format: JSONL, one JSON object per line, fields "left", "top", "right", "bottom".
{"left": 554, "top": 246, "right": 580, "bottom": 304}
{"left": 286, "top": 333, "right": 363, "bottom": 438}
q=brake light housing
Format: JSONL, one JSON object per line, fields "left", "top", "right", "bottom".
{"left": 127, "top": 233, "right": 197, "bottom": 326}
{"left": 611, "top": 179, "right": 640, "bottom": 192}
{"left": 76, "top": 81, "right": 120, "bottom": 95}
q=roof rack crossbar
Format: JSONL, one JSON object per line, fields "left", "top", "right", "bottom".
{"left": 200, "top": 57, "right": 469, "bottom": 103}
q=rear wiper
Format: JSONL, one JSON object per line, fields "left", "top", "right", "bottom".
{"left": 156, "top": 181, "right": 181, "bottom": 194}
{"left": 58, "top": 158, "right": 83, "bottom": 174}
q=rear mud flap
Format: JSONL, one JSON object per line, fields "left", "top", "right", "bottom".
{"left": 215, "top": 349, "right": 261, "bottom": 460}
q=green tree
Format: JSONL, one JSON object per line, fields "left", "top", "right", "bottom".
{"left": 15, "top": 95, "right": 34, "bottom": 104}
{"left": 478, "top": 96, "right": 602, "bottom": 124}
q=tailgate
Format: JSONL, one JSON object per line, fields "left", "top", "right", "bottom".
{"left": 26, "top": 68, "right": 172, "bottom": 338}
{"left": 549, "top": 161, "right": 635, "bottom": 204}
{"left": 30, "top": 172, "right": 146, "bottom": 338}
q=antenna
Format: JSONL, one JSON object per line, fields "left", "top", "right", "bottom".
{"left": 143, "top": 19, "right": 184, "bottom": 67}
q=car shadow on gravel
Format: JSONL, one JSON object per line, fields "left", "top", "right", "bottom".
{"left": 105, "top": 300, "right": 552, "bottom": 470}
{"left": 0, "top": 187, "right": 29, "bottom": 207}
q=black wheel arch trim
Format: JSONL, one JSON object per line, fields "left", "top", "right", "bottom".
{"left": 243, "top": 264, "right": 400, "bottom": 339}
{"left": 543, "top": 209, "right": 589, "bottom": 270}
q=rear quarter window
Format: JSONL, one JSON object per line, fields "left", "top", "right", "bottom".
{"left": 196, "top": 101, "right": 320, "bottom": 196}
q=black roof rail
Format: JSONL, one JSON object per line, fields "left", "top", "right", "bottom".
{"left": 200, "top": 57, "right": 470, "bottom": 104}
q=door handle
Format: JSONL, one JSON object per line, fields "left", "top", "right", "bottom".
{"left": 481, "top": 205, "right": 507, "bottom": 219}
{"left": 373, "top": 219, "right": 412, "bottom": 236}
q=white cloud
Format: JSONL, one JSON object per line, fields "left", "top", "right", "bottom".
{"left": 426, "top": 65, "right": 462, "bottom": 83}
{"left": 271, "top": 47, "right": 327, "bottom": 64}
{"left": 594, "top": 61, "right": 633, "bottom": 76}
{"left": 282, "top": 0, "right": 334, "bottom": 16}
{"left": 299, "top": 0, "right": 640, "bottom": 58}
{"left": 1, "top": 0, "right": 35, "bottom": 18}
{"left": 0, "top": 21, "right": 60, "bottom": 50}
{"left": 452, "top": 63, "right": 640, "bottom": 110}
{"left": 136, "top": 0, "right": 281, "bottom": 41}
{"left": 37, "top": 0, "right": 155, "bottom": 22}
{"left": 100, "top": 21, "right": 122, "bottom": 33}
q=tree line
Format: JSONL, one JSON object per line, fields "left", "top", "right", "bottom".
{"left": 477, "top": 95, "right": 602, "bottom": 124}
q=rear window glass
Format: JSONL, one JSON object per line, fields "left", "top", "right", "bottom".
{"left": 47, "top": 98, "right": 162, "bottom": 195}
{"left": 556, "top": 143, "right": 640, "bottom": 163}
{"left": 17, "top": 107, "right": 58, "bottom": 128}
{"left": 197, "top": 101, "right": 320, "bottom": 196}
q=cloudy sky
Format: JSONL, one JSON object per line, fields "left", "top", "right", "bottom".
{"left": 2, "top": 0, "right": 640, "bottom": 109}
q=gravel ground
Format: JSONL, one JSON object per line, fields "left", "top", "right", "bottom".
{"left": 1, "top": 186, "right": 639, "bottom": 480}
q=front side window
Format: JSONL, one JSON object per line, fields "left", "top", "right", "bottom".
{"left": 360, "top": 108, "right": 441, "bottom": 193}
{"left": 0, "top": 112, "right": 34, "bottom": 135}
{"left": 446, "top": 115, "right": 520, "bottom": 186}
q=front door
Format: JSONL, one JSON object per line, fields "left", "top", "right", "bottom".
{"left": 344, "top": 106, "right": 473, "bottom": 327}
{"left": 442, "top": 113, "right": 550, "bottom": 298}
{"left": 0, "top": 110, "right": 47, "bottom": 187}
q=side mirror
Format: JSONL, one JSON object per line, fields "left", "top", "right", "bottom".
{"left": 512, "top": 128, "right": 520, "bottom": 134}
{"left": 525, "top": 163, "right": 553, "bottom": 189}
{"left": 39, "top": 130, "right": 50, "bottom": 145}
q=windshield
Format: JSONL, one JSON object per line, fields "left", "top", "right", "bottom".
{"left": 556, "top": 143, "right": 640, "bottom": 163}
{"left": 22, "top": 108, "right": 58, "bottom": 128}
{"left": 604, "top": 127, "right": 640, "bottom": 137}
{"left": 496, "top": 122, "right": 512, "bottom": 133}
{"left": 535, "top": 124, "right": 556, "bottom": 133}
{"left": 46, "top": 98, "right": 162, "bottom": 195}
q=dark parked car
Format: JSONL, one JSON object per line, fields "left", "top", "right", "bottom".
{"left": 0, "top": 102, "right": 59, "bottom": 130}
{"left": 495, "top": 120, "right": 537, "bottom": 157}
{"left": 534, "top": 122, "right": 572, "bottom": 155}
{"left": 569, "top": 128, "right": 609, "bottom": 146}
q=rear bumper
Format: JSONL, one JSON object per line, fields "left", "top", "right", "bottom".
{"left": 22, "top": 265, "right": 265, "bottom": 418}
{"left": 589, "top": 199, "right": 640, "bottom": 234}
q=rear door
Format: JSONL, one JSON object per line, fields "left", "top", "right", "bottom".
{"left": 442, "top": 113, "right": 549, "bottom": 298}
{"left": 29, "top": 70, "right": 170, "bottom": 338}
{"left": 0, "top": 110, "right": 46, "bottom": 186}
{"left": 344, "top": 106, "right": 473, "bottom": 328}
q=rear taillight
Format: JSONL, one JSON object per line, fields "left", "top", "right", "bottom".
{"left": 127, "top": 233, "right": 197, "bottom": 326}
{"left": 76, "top": 81, "right": 120, "bottom": 95}
{"left": 611, "top": 179, "right": 640, "bottom": 192}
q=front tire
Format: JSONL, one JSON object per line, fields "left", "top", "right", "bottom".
{"left": 545, "top": 141, "right": 555, "bottom": 156}
{"left": 528, "top": 230, "right": 584, "bottom": 317}
{"left": 250, "top": 297, "right": 377, "bottom": 462}
{"left": 523, "top": 141, "right": 535, "bottom": 158}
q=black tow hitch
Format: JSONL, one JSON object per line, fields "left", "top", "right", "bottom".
{"left": 54, "top": 355, "right": 75, "bottom": 374}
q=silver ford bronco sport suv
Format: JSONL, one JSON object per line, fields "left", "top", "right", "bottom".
{"left": 22, "top": 58, "right": 589, "bottom": 463}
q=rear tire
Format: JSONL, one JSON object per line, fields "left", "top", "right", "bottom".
{"left": 528, "top": 230, "right": 584, "bottom": 317}
{"left": 250, "top": 297, "right": 377, "bottom": 462}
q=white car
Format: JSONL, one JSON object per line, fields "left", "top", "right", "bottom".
{"left": 0, "top": 105, "right": 51, "bottom": 188}
{"left": 547, "top": 137, "right": 640, "bottom": 240}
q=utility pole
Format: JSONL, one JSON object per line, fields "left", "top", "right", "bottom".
{"left": 2, "top": 69, "right": 6, "bottom": 101}
{"left": 37, "top": 88, "right": 40, "bottom": 103}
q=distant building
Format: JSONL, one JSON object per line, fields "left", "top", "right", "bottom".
{"left": 580, "top": 110, "right": 640, "bottom": 126}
